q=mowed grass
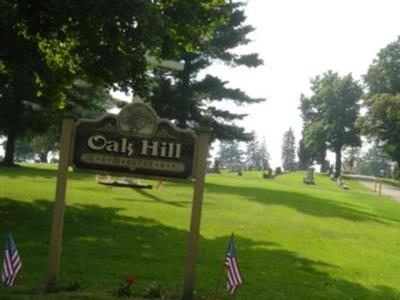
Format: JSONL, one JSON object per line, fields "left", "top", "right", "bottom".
{"left": 1, "top": 165, "right": 400, "bottom": 299}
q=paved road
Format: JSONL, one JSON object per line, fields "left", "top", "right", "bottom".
{"left": 348, "top": 174, "right": 400, "bottom": 202}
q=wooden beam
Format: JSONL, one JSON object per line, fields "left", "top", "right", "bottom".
{"left": 182, "top": 131, "right": 209, "bottom": 300}
{"left": 46, "top": 116, "right": 75, "bottom": 292}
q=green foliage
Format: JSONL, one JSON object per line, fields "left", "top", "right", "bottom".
{"left": 281, "top": 127, "right": 296, "bottom": 171}
{"left": 356, "top": 145, "right": 392, "bottom": 177}
{"left": 245, "top": 136, "right": 270, "bottom": 170}
{"left": 343, "top": 146, "right": 361, "bottom": 173}
{"left": 300, "top": 71, "right": 362, "bottom": 177}
{"left": 361, "top": 37, "right": 400, "bottom": 165}
{"left": 0, "top": 0, "right": 228, "bottom": 165}
{"left": 112, "top": 283, "right": 133, "bottom": 297}
{"left": 30, "top": 126, "right": 60, "bottom": 163}
{"left": 14, "top": 139, "right": 35, "bottom": 162}
{"left": 300, "top": 123, "right": 327, "bottom": 168}
{"left": 297, "top": 139, "right": 313, "bottom": 170}
{"left": 364, "top": 36, "right": 400, "bottom": 95}
{"left": 217, "top": 140, "right": 244, "bottom": 170}
{"left": 146, "top": 1, "right": 264, "bottom": 142}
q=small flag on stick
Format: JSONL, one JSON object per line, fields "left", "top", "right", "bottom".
{"left": 2, "top": 233, "right": 22, "bottom": 287}
{"left": 224, "top": 234, "right": 243, "bottom": 295}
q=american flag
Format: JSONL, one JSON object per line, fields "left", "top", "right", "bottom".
{"left": 2, "top": 233, "right": 22, "bottom": 287}
{"left": 224, "top": 235, "right": 243, "bottom": 295}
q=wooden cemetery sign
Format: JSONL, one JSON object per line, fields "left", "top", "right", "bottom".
{"left": 47, "top": 103, "right": 208, "bottom": 300}
{"left": 72, "top": 103, "right": 196, "bottom": 180}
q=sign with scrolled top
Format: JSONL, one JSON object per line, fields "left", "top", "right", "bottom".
{"left": 71, "top": 103, "right": 197, "bottom": 180}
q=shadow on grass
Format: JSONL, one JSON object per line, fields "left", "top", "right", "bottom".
{"left": 0, "top": 198, "right": 399, "bottom": 299}
{"left": 204, "top": 182, "right": 400, "bottom": 224}
{"left": 113, "top": 189, "right": 192, "bottom": 208}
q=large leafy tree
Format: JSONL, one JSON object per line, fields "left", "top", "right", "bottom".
{"left": 38, "top": 82, "right": 123, "bottom": 162}
{"left": 300, "top": 71, "right": 362, "bottom": 177}
{"left": 299, "top": 126, "right": 328, "bottom": 172}
{"left": 12, "top": 139, "right": 35, "bottom": 162}
{"left": 343, "top": 146, "right": 360, "bottom": 173}
{"left": 297, "top": 138, "right": 312, "bottom": 170}
{"left": 145, "top": 1, "right": 264, "bottom": 142}
{"left": 0, "top": 0, "right": 227, "bottom": 165}
{"left": 360, "top": 36, "right": 400, "bottom": 169}
{"left": 357, "top": 145, "right": 392, "bottom": 177}
{"left": 281, "top": 127, "right": 296, "bottom": 171}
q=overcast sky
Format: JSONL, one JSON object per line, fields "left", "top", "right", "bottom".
{"left": 116, "top": 0, "right": 400, "bottom": 167}
{"left": 204, "top": 0, "right": 400, "bottom": 167}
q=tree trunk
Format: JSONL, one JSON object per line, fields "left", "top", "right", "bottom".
{"left": 396, "top": 161, "right": 400, "bottom": 179}
{"left": 335, "top": 148, "right": 342, "bottom": 178}
{"left": 40, "top": 152, "right": 48, "bottom": 163}
{"left": 3, "top": 125, "right": 16, "bottom": 166}
{"left": 319, "top": 157, "right": 326, "bottom": 173}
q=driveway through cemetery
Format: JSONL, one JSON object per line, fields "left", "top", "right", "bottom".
{"left": 349, "top": 174, "right": 400, "bottom": 202}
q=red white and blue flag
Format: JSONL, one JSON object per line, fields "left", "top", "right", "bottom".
{"left": 224, "top": 234, "right": 243, "bottom": 295}
{"left": 2, "top": 233, "right": 22, "bottom": 287}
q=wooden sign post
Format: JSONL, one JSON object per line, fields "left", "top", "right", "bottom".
{"left": 47, "top": 115, "right": 75, "bottom": 292}
{"left": 182, "top": 131, "right": 209, "bottom": 300}
{"left": 46, "top": 103, "right": 208, "bottom": 295}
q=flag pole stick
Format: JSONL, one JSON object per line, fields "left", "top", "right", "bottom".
{"left": 212, "top": 233, "right": 234, "bottom": 300}
{"left": 212, "top": 262, "right": 225, "bottom": 300}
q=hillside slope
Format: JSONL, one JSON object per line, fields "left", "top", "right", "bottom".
{"left": 0, "top": 166, "right": 400, "bottom": 299}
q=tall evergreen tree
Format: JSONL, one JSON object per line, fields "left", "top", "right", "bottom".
{"left": 245, "top": 136, "right": 270, "bottom": 170}
{"left": 146, "top": 1, "right": 264, "bottom": 142}
{"left": 218, "top": 140, "right": 243, "bottom": 171}
{"left": 245, "top": 138, "right": 260, "bottom": 169}
{"left": 259, "top": 138, "right": 271, "bottom": 170}
{"left": 281, "top": 128, "right": 296, "bottom": 171}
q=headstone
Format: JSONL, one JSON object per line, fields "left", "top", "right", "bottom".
{"left": 336, "top": 176, "right": 349, "bottom": 190}
{"left": 275, "top": 167, "right": 282, "bottom": 176}
{"left": 328, "top": 165, "right": 333, "bottom": 175}
{"left": 303, "top": 167, "right": 315, "bottom": 184}
{"left": 263, "top": 168, "right": 274, "bottom": 179}
{"left": 214, "top": 159, "right": 220, "bottom": 173}
{"left": 207, "top": 159, "right": 221, "bottom": 174}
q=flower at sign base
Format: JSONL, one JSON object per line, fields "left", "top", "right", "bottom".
{"left": 112, "top": 276, "right": 137, "bottom": 297}
{"left": 127, "top": 276, "right": 137, "bottom": 285}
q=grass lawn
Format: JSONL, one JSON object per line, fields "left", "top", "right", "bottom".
{"left": 1, "top": 165, "right": 400, "bottom": 299}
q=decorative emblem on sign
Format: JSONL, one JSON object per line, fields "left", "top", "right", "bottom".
{"left": 117, "top": 103, "right": 157, "bottom": 137}
{"left": 71, "top": 103, "right": 197, "bottom": 180}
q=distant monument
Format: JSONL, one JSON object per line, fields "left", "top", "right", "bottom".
{"left": 263, "top": 168, "right": 274, "bottom": 179}
{"left": 303, "top": 167, "right": 315, "bottom": 184}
